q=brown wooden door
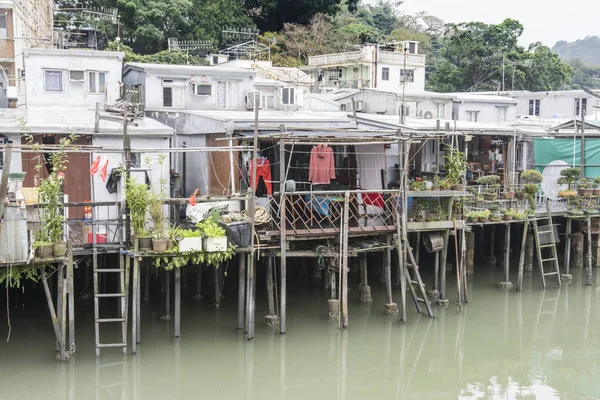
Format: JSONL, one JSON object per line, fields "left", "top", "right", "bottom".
{"left": 22, "top": 134, "right": 91, "bottom": 219}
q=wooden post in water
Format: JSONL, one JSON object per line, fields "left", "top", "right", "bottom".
{"left": 132, "top": 238, "right": 139, "bottom": 353}
{"left": 341, "top": 191, "right": 350, "bottom": 328}
{"left": 525, "top": 232, "right": 534, "bottom": 271}
{"left": 517, "top": 220, "right": 529, "bottom": 291}
{"left": 238, "top": 254, "right": 246, "bottom": 329}
{"left": 144, "top": 262, "right": 150, "bottom": 302}
{"left": 384, "top": 235, "right": 398, "bottom": 315}
{"left": 499, "top": 223, "right": 513, "bottom": 289}
{"left": 41, "top": 269, "right": 61, "bottom": 350}
{"left": 439, "top": 230, "right": 449, "bottom": 304}
{"left": 358, "top": 253, "right": 372, "bottom": 303}
{"left": 266, "top": 257, "right": 275, "bottom": 315}
{"left": 279, "top": 136, "right": 287, "bottom": 335}
{"left": 572, "top": 232, "right": 584, "bottom": 269}
{"left": 60, "top": 277, "right": 68, "bottom": 361}
{"left": 56, "top": 264, "right": 64, "bottom": 352}
{"left": 194, "top": 266, "right": 202, "bottom": 299}
{"left": 67, "top": 243, "right": 75, "bottom": 354}
{"left": 488, "top": 226, "right": 497, "bottom": 266}
{"left": 563, "top": 218, "right": 573, "bottom": 280}
{"left": 466, "top": 231, "right": 475, "bottom": 277}
{"left": 586, "top": 215, "right": 593, "bottom": 286}
{"left": 165, "top": 270, "right": 171, "bottom": 315}
{"left": 175, "top": 268, "right": 181, "bottom": 337}
{"left": 214, "top": 264, "right": 221, "bottom": 309}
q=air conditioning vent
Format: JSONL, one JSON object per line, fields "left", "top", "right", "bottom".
{"left": 423, "top": 110, "right": 434, "bottom": 119}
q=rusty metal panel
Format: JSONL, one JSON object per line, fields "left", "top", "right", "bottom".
{"left": 0, "top": 206, "right": 28, "bottom": 263}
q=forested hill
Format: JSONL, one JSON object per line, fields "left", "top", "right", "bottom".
{"left": 553, "top": 37, "right": 600, "bottom": 66}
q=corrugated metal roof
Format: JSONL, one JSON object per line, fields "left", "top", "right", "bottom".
{"left": 0, "top": 108, "right": 173, "bottom": 136}
{"left": 255, "top": 66, "right": 313, "bottom": 85}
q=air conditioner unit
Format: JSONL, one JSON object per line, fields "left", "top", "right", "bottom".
{"left": 354, "top": 100, "right": 363, "bottom": 112}
{"left": 422, "top": 110, "right": 435, "bottom": 119}
{"left": 69, "top": 70, "right": 84, "bottom": 82}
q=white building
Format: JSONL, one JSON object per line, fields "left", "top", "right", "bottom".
{"left": 306, "top": 41, "right": 426, "bottom": 93}
{"left": 508, "top": 90, "right": 600, "bottom": 119}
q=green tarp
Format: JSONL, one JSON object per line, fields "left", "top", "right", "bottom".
{"left": 534, "top": 138, "right": 600, "bottom": 178}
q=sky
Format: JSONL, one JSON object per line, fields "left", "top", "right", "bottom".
{"left": 401, "top": 0, "right": 600, "bottom": 48}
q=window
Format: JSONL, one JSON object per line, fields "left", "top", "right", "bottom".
{"left": 246, "top": 92, "right": 261, "bottom": 108}
{"left": 212, "top": 56, "right": 219, "bottom": 65}
{"left": 574, "top": 98, "right": 587, "bottom": 116}
{"left": 88, "top": 71, "right": 106, "bottom": 94}
{"left": 282, "top": 87, "right": 295, "bottom": 105}
{"left": 400, "top": 69, "right": 415, "bottom": 83}
{"left": 69, "top": 70, "right": 84, "bottom": 81}
{"left": 44, "top": 70, "right": 63, "bottom": 93}
{"left": 496, "top": 106, "right": 508, "bottom": 123}
{"left": 466, "top": 111, "right": 480, "bottom": 122}
{"left": 435, "top": 103, "right": 446, "bottom": 119}
{"left": 408, "top": 42, "right": 416, "bottom": 54}
{"left": 382, "top": 67, "right": 389, "bottom": 81}
{"left": 162, "top": 79, "right": 186, "bottom": 108}
{"left": 528, "top": 99, "right": 540, "bottom": 116}
{"left": 0, "top": 15, "right": 7, "bottom": 39}
{"left": 191, "top": 83, "right": 212, "bottom": 96}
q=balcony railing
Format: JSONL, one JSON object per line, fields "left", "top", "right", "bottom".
{"left": 378, "top": 51, "right": 425, "bottom": 66}
{"left": 308, "top": 51, "right": 366, "bottom": 66}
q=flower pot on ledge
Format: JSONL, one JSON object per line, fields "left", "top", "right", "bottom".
{"left": 152, "top": 238, "right": 168, "bottom": 253}
{"left": 53, "top": 242, "right": 67, "bottom": 258}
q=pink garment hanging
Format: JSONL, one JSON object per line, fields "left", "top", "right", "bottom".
{"left": 308, "top": 144, "right": 335, "bottom": 185}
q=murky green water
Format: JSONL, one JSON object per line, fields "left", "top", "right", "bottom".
{"left": 1, "top": 265, "right": 600, "bottom": 400}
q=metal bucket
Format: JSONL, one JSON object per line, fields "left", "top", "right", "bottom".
{"left": 423, "top": 233, "right": 444, "bottom": 253}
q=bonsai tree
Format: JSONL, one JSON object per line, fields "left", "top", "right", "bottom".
{"left": 557, "top": 167, "right": 581, "bottom": 196}
{"left": 594, "top": 177, "right": 600, "bottom": 189}
{"left": 520, "top": 170, "right": 543, "bottom": 184}
{"left": 476, "top": 175, "right": 501, "bottom": 200}
{"left": 444, "top": 145, "right": 468, "bottom": 189}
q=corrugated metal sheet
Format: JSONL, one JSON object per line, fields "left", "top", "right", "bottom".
{"left": 0, "top": 206, "right": 28, "bottom": 264}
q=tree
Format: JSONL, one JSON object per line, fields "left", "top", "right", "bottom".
{"left": 190, "top": 0, "right": 254, "bottom": 47}
{"left": 427, "top": 19, "right": 573, "bottom": 92}
{"left": 105, "top": 41, "right": 209, "bottom": 65}
{"left": 569, "top": 58, "right": 600, "bottom": 89}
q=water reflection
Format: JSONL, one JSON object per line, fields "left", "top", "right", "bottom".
{"left": 3, "top": 268, "right": 600, "bottom": 399}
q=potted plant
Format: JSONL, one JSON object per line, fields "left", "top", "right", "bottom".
{"left": 504, "top": 190, "right": 515, "bottom": 199}
{"left": 594, "top": 177, "right": 600, "bottom": 196}
{"left": 477, "top": 175, "right": 501, "bottom": 201}
{"left": 144, "top": 155, "right": 170, "bottom": 253}
{"left": 125, "top": 177, "right": 152, "bottom": 251}
{"left": 410, "top": 179, "right": 425, "bottom": 191}
{"left": 578, "top": 178, "right": 594, "bottom": 196}
{"left": 198, "top": 213, "right": 228, "bottom": 252}
{"left": 453, "top": 199, "right": 463, "bottom": 220}
{"left": 432, "top": 175, "right": 442, "bottom": 190}
{"left": 503, "top": 208, "right": 514, "bottom": 221}
{"left": 424, "top": 180, "right": 433, "bottom": 191}
{"left": 465, "top": 210, "right": 478, "bottom": 223}
{"left": 557, "top": 167, "right": 580, "bottom": 197}
{"left": 490, "top": 212, "right": 503, "bottom": 222}
{"left": 478, "top": 209, "right": 491, "bottom": 223}
{"left": 34, "top": 231, "right": 53, "bottom": 259}
{"left": 440, "top": 179, "right": 452, "bottom": 191}
{"left": 444, "top": 145, "right": 468, "bottom": 191}
{"left": 520, "top": 170, "right": 543, "bottom": 185}
{"left": 415, "top": 202, "right": 426, "bottom": 222}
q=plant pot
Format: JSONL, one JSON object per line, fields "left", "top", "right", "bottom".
{"left": 467, "top": 217, "right": 477, "bottom": 223}
{"left": 594, "top": 190, "right": 600, "bottom": 196}
{"left": 152, "top": 238, "right": 168, "bottom": 253}
{"left": 480, "top": 218, "right": 489, "bottom": 223}
{"left": 585, "top": 189, "right": 595, "bottom": 196}
{"left": 454, "top": 214, "right": 463, "bottom": 220}
{"left": 138, "top": 237, "right": 153, "bottom": 251}
{"left": 424, "top": 182, "right": 433, "bottom": 190}
{"left": 416, "top": 218, "right": 426, "bottom": 223}
{"left": 53, "top": 242, "right": 67, "bottom": 258}
{"left": 578, "top": 189, "right": 586, "bottom": 196}
{"left": 490, "top": 217, "right": 502, "bottom": 222}
{"left": 504, "top": 192, "right": 515, "bottom": 199}
{"left": 452, "top": 184, "right": 466, "bottom": 191}
{"left": 167, "top": 239, "right": 176, "bottom": 250}
{"left": 559, "top": 190, "right": 577, "bottom": 198}
{"left": 504, "top": 215, "right": 513, "bottom": 221}
{"left": 36, "top": 244, "right": 53, "bottom": 259}
{"left": 484, "top": 194, "right": 497, "bottom": 201}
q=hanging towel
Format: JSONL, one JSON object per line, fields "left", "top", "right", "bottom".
{"left": 309, "top": 144, "right": 335, "bottom": 185}
{"left": 249, "top": 158, "right": 273, "bottom": 195}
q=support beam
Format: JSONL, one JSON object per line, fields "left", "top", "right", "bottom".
{"left": 358, "top": 253, "right": 372, "bottom": 304}
{"left": 517, "top": 221, "right": 529, "bottom": 291}
{"left": 67, "top": 243, "right": 75, "bottom": 354}
{"left": 384, "top": 235, "right": 398, "bottom": 315}
{"left": 175, "top": 268, "right": 181, "bottom": 338}
{"left": 498, "top": 223, "right": 513, "bottom": 289}
{"left": 237, "top": 255, "right": 246, "bottom": 330}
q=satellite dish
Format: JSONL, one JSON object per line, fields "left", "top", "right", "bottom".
{"left": 541, "top": 160, "right": 570, "bottom": 201}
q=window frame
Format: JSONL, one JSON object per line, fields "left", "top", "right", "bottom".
{"left": 435, "top": 102, "right": 446, "bottom": 119}
{"left": 191, "top": 83, "right": 212, "bottom": 96}
{"left": 381, "top": 67, "right": 389, "bottom": 81}
{"left": 529, "top": 99, "right": 540, "bottom": 116}
{"left": 162, "top": 79, "right": 187, "bottom": 108}
{"left": 496, "top": 106, "right": 508, "bottom": 123}
{"left": 0, "top": 15, "right": 7, "bottom": 40}
{"left": 282, "top": 87, "right": 295, "bottom": 105}
{"left": 400, "top": 69, "right": 415, "bottom": 83}
{"left": 466, "top": 110, "right": 480, "bottom": 122}
{"left": 88, "top": 71, "right": 106, "bottom": 94}
{"left": 44, "top": 69, "right": 64, "bottom": 94}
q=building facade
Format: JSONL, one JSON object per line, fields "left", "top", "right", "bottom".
{"left": 307, "top": 41, "right": 426, "bottom": 93}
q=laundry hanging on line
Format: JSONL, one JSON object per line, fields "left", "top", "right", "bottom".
{"left": 249, "top": 157, "right": 273, "bottom": 196}
{"left": 308, "top": 144, "right": 335, "bottom": 185}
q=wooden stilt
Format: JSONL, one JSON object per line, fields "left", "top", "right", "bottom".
{"left": 60, "top": 277, "right": 68, "bottom": 361}
{"left": 384, "top": 235, "right": 397, "bottom": 315}
{"left": 466, "top": 231, "right": 475, "bottom": 277}
{"left": 358, "top": 253, "right": 371, "bottom": 303}
{"left": 501, "top": 223, "right": 512, "bottom": 288}
{"left": 517, "top": 221, "right": 529, "bottom": 291}
{"left": 214, "top": 264, "right": 221, "bottom": 309}
{"left": 56, "top": 264, "right": 64, "bottom": 352}
{"left": 572, "top": 232, "right": 584, "bottom": 270}
{"left": 489, "top": 226, "right": 497, "bottom": 266}
{"left": 67, "top": 243, "right": 75, "bottom": 354}
{"left": 525, "top": 232, "right": 534, "bottom": 271}
{"left": 175, "top": 268, "right": 181, "bottom": 337}
{"left": 194, "top": 265, "right": 203, "bottom": 299}
{"left": 279, "top": 137, "right": 287, "bottom": 335}
{"left": 248, "top": 255, "right": 256, "bottom": 339}
{"left": 238, "top": 254, "right": 246, "bottom": 330}
{"left": 144, "top": 261, "right": 150, "bottom": 302}
{"left": 41, "top": 269, "right": 61, "bottom": 350}
{"left": 563, "top": 218, "right": 573, "bottom": 279}
{"left": 586, "top": 216, "right": 593, "bottom": 286}
{"left": 438, "top": 230, "right": 450, "bottom": 304}
{"left": 132, "top": 239, "right": 140, "bottom": 353}
{"left": 266, "top": 256, "right": 275, "bottom": 316}
{"left": 245, "top": 253, "right": 251, "bottom": 334}
{"left": 165, "top": 270, "right": 171, "bottom": 316}
{"left": 415, "top": 232, "right": 421, "bottom": 265}
{"left": 341, "top": 192, "right": 350, "bottom": 328}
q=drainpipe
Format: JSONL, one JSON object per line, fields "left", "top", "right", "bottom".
{"left": 373, "top": 45, "right": 378, "bottom": 89}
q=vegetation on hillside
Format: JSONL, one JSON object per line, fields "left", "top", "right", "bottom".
{"left": 553, "top": 36, "right": 600, "bottom": 66}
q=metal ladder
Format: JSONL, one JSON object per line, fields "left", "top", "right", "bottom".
{"left": 532, "top": 203, "right": 562, "bottom": 288}
{"left": 93, "top": 247, "right": 128, "bottom": 356}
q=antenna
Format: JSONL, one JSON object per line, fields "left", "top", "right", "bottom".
{"left": 167, "top": 38, "right": 213, "bottom": 52}
{"left": 222, "top": 27, "right": 259, "bottom": 42}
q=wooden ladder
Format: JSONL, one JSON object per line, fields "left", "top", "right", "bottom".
{"left": 531, "top": 287, "right": 561, "bottom": 349}
{"left": 532, "top": 203, "right": 562, "bottom": 288}
{"left": 93, "top": 247, "right": 128, "bottom": 356}
{"left": 404, "top": 240, "right": 434, "bottom": 318}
